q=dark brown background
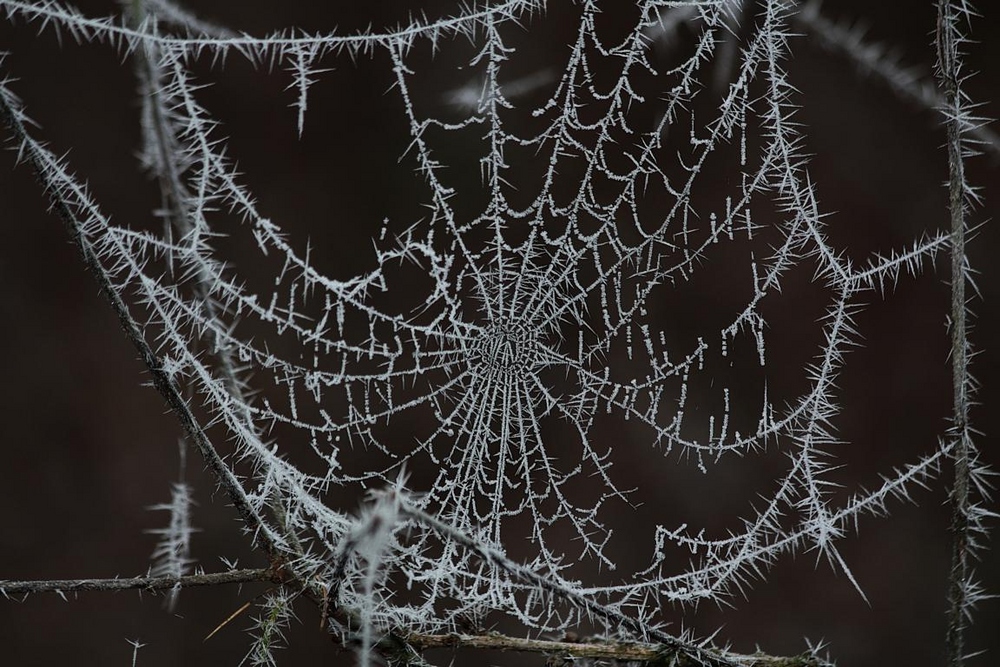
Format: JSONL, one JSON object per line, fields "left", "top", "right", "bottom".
{"left": 1, "top": 1, "right": 998, "bottom": 665}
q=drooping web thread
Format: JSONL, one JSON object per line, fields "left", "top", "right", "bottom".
{"left": 0, "top": 0, "right": 965, "bottom": 638}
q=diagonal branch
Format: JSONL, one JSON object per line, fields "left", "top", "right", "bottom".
{"left": 0, "top": 76, "right": 283, "bottom": 565}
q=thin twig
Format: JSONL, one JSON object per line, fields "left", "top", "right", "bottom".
{"left": 935, "top": 2, "right": 975, "bottom": 665}
{"left": 0, "top": 568, "right": 276, "bottom": 597}
{"left": 401, "top": 631, "right": 831, "bottom": 667}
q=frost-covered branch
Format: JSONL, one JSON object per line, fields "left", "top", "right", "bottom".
{"left": 934, "top": 1, "right": 990, "bottom": 665}
{"left": 0, "top": 74, "right": 286, "bottom": 566}
{"left": 401, "top": 631, "right": 832, "bottom": 667}
{"left": 0, "top": 569, "right": 276, "bottom": 597}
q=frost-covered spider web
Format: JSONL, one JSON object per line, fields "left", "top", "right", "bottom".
{"left": 1, "top": 0, "right": 980, "bottom": 648}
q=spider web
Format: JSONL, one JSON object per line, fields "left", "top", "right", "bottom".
{"left": 0, "top": 0, "right": 968, "bottom": 640}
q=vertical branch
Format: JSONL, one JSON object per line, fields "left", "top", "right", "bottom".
{"left": 935, "top": 1, "right": 975, "bottom": 664}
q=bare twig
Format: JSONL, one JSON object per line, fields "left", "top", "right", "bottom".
{"left": 0, "top": 568, "right": 276, "bottom": 597}
{"left": 400, "top": 631, "right": 831, "bottom": 667}
{"left": 935, "top": 2, "right": 976, "bottom": 665}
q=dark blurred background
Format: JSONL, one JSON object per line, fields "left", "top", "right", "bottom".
{"left": 0, "top": 1, "right": 998, "bottom": 665}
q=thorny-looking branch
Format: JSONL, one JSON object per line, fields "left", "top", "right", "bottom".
{"left": 935, "top": 1, "right": 978, "bottom": 666}
{"left": 0, "top": 89, "right": 284, "bottom": 569}
{"left": 394, "top": 632, "right": 831, "bottom": 667}
{"left": 0, "top": 569, "right": 277, "bottom": 597}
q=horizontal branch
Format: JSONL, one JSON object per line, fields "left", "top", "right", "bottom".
{"left": 401, "top": 631, "right": 830, "bottom": 667}
{"left": 0, "top": 568, "right": 276, "bottom": 597}
{"left": 1, "top": 565, "right": 827, "bottom": 666}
